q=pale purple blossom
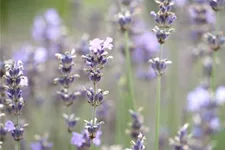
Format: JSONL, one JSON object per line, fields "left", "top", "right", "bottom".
{"left": 44, "top": 9, "right": 61, "bottom": 25}
{"left": 5, "top": 120, "right": 15, "bottom": 132}
{"left": 34, "top": 47, "right": 47, "bottom": 63}
{"left": 71, "top": 132, "right": 85, "bottom": 147}
{"left": 89, "top": 37, "right": 113, "bottom": 52}
{"left": 187, "top": 87, "right": 210, "bottom": 112}
{"left": 103, "top": 37, "right": 113, "bottom": 50}
{"left": 216, "top": 86, "right": 225, "bottom": 104}
{"left": 30, "top": 142, "right": 42, "bottom": 150}
{"left": 89, "top": 38, "right": 104, "bottom": 52}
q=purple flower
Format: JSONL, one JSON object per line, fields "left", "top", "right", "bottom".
{"left": 174, "top": 0, "right": 187, "bottom": 7}
{"left": 44, "top": 9, "right": 61, "bottom": 25}
{"left": 34, "top": 47, "right": 47, "bottom": 63}
{"left": 103, "top": 37, "right": 113, "bottom": 50}
{"left": 13, "top": 45, "right": 33, "bottom": 62}
{"left": 216, "top": 86, "right": 225, "bottom": 104}
{"left": 187, "top": 87, "right": 210, "bottom": 112}
{"left": 30, "top": 142, "right": 42, "bottom": 150}
{"left": 132, "top": 32, "right": 159, "bottom": 63}
{"left": 136, "top": 66, "right": 156, "bottom": 80}
{"left": 71, "top": 132, "right": 85, "bottom": 147}
{"left": 89, "top": 38, "right": 104, "bottom": 52}
{"left": 32, "top": 16, "right": 47, "bottom": 42}
{"left": 5, "top": 120, "right": 15, "bottom": 132}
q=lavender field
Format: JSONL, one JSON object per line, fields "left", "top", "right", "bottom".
{"left": 0, "top": 0, "right": 225, "bottom": 150}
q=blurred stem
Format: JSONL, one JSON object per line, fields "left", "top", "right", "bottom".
{"left": 154, "top": 44, "right": 163, "bottom": 150}
{"left": 66, "top": 106, "right": 71, "bottom": 150}
{"left": 124, "top": 31, "right": 136, "bottom": 110}
{"left": 211, "top": 53, "right": 217, "bottom": 91}
{"left": 216, "top": 11, "right": 220, "bottom": 32}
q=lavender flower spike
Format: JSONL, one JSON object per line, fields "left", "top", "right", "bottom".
{"left": 149, "top": 57, "right": 172, "bottom": 76}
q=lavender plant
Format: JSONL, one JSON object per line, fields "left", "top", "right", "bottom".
{"left": 149, "top": 0, "right": 176, "bottom": 149}
{"left": 71, "top": 37, "right": 113, "bottom": 148}
{"left": 54, "top": 49, "right": 80, "bottom": 150}
{"left": 3, "top": 60, "right": 28, "bottom": 150}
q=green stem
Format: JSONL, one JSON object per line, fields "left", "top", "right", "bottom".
{"left": 124, "top": 31, "right": 136, "bottom": 111}
{"left": 211, "top": 53, "right": 217, "bottom": 91}
{"left": 92, "top": 82, "right": 97, "bottom": 124}
{"left": 66, "top": 106, "right": 71, "bottom": 150}
{"left": 154, "top": 76, "right": 161, "bottom": 150}
{"left": 16, "top": 115, "right": 20, "bottom": 150}
{"left": 154, "top": 44, "right": 163, "bottom": 150}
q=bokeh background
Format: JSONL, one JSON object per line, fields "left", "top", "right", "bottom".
{"left": 0, "top": 0, "right": 225, "bottom": 150}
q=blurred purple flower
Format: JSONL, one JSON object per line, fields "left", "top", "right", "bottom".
{"left": 44, "top": 9, "right": 61, "bottom": 25}
{"left": 32, "top": 9, "right": 64, "bottom": 43}
{"left": 216, "top": 86, "right": 225, "bottom": 104}
{"left": 30, "top": 142, "right": 42, "bottom": 150}
{"left": 187, "top": 87, "right": 210, "bottom": 112}
{"left": 34, "top": 47, "right": 47, "bottom": 63}
{"left": 136, "top": 66, "right": 156, "bottom": 80}
{"left": 175, "top": 0, "right": 187, "bottom": 7}
{"left": 13, "top": 45, "right": 33, "bottom": 62}
{"left": 210, "top": 117, "right": 220, "bottom": 131}
{"left": 5, "top": 120, "right": 15, "bottom": 132}
{"left": 71, "top": 132, "right": 85, "bottom": 147}
{"left": 132, "top": 32, "right": 159, "bottom": 63}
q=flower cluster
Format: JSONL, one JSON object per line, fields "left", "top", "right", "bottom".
{"left": 125, "top": 133, "right": 146, "bottom": 150}
{"left": 169, "top": 124, "right": 192, "bottom": 150}
{"left": 30, "top": 133, "right": 53, "bottom": 150}
{"left": 126, "top": 108, "right": 148, "bottom": 140}
{"left": 54, "top": 49, "right": 80, "bottom": 132}
{"left": 186, "top": 85, "right": 225, "bottom": 149}
{"left": 150, "top": 0, "right": 177, "bottom": 44}
{"left": 32, "top": 9, "right": 67, "bottom": 50}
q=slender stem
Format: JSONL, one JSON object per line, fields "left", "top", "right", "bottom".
{"left": 211, "top": 53, "right": 217, "bottom": 90}
{"left": 124, "top": 31, "right": 136, "bottom": 110}
{"left": 154, "top": 76, "right": 161, "bottom": 150}
{"left": 92, "top": 82, "right": 97, "bottom": 124}
{"left": 16, "top": 115, "right": 20, "bottom": 150}
{"left": 154, "top": 44, "right": 163, "bottom": 150}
